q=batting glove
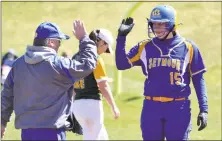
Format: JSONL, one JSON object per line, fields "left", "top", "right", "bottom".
{"left": 118, "top": 17, "right": 135, "bottom": 36}
{"left": 197, "top": 111, "right": 208, "bottom": 131}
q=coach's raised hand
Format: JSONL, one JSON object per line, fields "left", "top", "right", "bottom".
{"left": 73, "top": 20, "right": 88, "bottom": 40}
{"left": 118, "top": 17, "right": 135, "bottom": 36}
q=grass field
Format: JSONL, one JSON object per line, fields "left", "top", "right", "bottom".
{"left": 1, "top": 2, "right": 221, "bottom": 140}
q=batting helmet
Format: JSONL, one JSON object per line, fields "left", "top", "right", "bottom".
{"left": 147, "top": 5, "right": 178, "bottom": 39}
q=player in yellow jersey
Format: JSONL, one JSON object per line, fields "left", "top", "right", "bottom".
{"left": 72, "top": 28, "right": 120, "bottom": 140}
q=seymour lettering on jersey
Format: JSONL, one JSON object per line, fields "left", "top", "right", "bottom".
{"left": 148, "top": 58, "right": 181, "bottom": 71}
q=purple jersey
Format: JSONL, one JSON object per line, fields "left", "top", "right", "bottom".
{"left": 116, "top": 34, "right": 206, "bottom": 98}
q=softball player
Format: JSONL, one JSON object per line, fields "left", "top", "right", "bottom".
{"left": 115, "top": 5, "right": 208, "bottom": 140}
{"left": 72, "top": 28, "right": 120, "bottom": 140}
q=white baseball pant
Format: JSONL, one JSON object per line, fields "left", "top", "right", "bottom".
{"left": 73, "top": 99, "right": 108, "bottom": 140}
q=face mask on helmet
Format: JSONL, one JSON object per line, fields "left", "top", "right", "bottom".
{"left": 147, "top": 5, "right": 177, "bottom": 40}
{"left": 149, "top": 21, "right": 174, "bottom": 39}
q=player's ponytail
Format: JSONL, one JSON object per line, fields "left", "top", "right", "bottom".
{"left": 89, "top": 29, "right": 101, "bottom": 47}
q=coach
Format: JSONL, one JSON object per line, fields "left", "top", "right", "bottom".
{"left": 1, "top": 20, "right": 98, "bottom": 140}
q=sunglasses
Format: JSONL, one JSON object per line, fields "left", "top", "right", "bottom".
{"left": 48, "top": 38, "right": 62, "bottom": 44}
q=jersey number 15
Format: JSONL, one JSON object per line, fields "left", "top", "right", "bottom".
{"left": 170, "top": 72, "right": 181, "bottom": 85}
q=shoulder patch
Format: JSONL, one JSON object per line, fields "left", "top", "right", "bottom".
{"left": 184, "top": 39, "right": 194, "bottom": 76}
{"left": 138, "top": 38, "right": 152, "bottom": 46}
{"left": 130, "top": 39, "right": 151, "bottom": 63}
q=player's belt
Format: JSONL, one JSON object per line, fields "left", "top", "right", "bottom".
{"left": 145, "top": 96, "right": 186, "bottom": 102}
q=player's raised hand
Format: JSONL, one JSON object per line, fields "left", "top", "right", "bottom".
{"left": 73, "top": 20, "right": 88, "bottom": 40}
{"left": 118, "top": 17, "right": 135, "bottom": 36}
